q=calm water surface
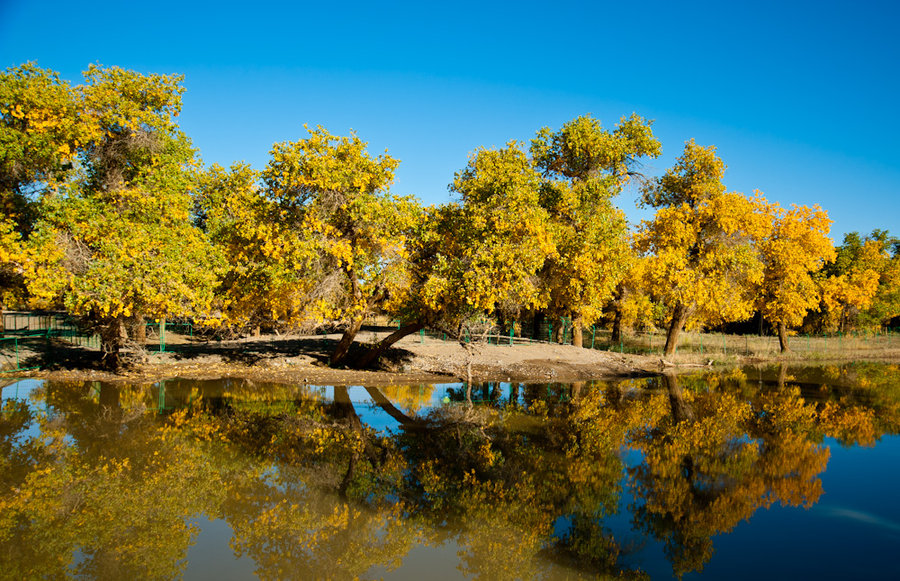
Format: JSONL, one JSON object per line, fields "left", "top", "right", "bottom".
{"left": 1, "top": 362, "right": 899, "bottom": 580}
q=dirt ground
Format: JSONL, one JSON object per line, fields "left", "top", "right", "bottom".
{"left": 7, "top": 328, "right": 899, "bottom": 386}
{"left": 5, "top": 329, "right": 668, "bottom": 385}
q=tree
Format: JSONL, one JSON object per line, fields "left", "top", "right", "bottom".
{"left": 27, "top": 65, "right": 221, "bottom": 367}
{"left": 530, "top": 114, "right": 661, "bottom": 346}
{"left": 352, "top": 141, "right": 556, "bottom": 368}
{"left": 635, "top": 140, "right": 768, "bottom": 355}
{"left": 196, "top": 162, "right": 313, "bottom": 334}
{"left": 0, "top": 63, "right": 86, "bottom": 322}
{"left": 755, "top": 199, "right": 835, "bottom": 352}
{"left": 262, "top": 126, "right": 420, "bottom": 366}
{"left": 628, "top": 373, "right": 829, "bottom": 577}
{"left": 817, "top": 230, "right": 899, "bottom": 331}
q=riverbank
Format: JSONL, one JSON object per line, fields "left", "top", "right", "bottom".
{"left": 7, "top": 330, "right": 900, "bottom": 385}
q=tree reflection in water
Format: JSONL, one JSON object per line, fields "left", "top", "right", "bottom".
{"left": 0, "top": 363, "right": 897, "bottom": 579}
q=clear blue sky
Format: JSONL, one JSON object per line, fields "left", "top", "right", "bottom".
{"left": 2, "top": 0, "right": 897, "bottom": 240}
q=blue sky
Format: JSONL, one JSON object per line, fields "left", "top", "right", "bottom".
{"left": 2, "top": 0, "right": 897, "bottom": 240}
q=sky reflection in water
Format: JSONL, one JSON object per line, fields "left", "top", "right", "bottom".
{"left": 1, "top": 362, "right": 899, "bottom": 580}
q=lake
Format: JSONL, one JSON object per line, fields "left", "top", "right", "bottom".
{"left": 1, "top": 362, "right": 899, "bottom": 579}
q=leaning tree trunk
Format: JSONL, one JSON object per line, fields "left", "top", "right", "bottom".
{"left": 100, "top": 316, "right": 128, "bottom": 370}
{"left": 777, "top": 322, "right": 791, "bottom": 353}
{"left": 330, "top": 318, "right": 364, "bottom": 367}
{"left": 353, "top": 321, "right": 425, "bottom": 369}
{"left": 664, "top": 304, "right": 690, "bottom": 356}
{"left": 664, "top": 372, "right": 695, "bottom": 423}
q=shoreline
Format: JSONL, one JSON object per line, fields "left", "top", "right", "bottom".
{"left": 5, "top": 332, "right": 899, "bottom": 386}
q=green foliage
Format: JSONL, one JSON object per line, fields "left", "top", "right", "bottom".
{"left": 817, "top": 230, "right": 900, "bottom": 330}
{"left": 20, "top": 65, "right": 221, "bottom": 363}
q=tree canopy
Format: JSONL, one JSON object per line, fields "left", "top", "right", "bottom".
{"left": 1, "top": 61, "right": 894, "bottom": 368}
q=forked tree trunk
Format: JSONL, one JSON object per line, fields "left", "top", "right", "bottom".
{"left": 664, "top": 304, "right": 690, "bottom": 356}
{"left": 330, "top": 318, "right": 364, "bottom": 367}
{"left": 354, "top": 322, "right": 425, "bottom": 369}
{"left": 777, "top": 322, "right": 791, "bottom": 353}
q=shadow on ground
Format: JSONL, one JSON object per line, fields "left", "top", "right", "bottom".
{"left": 1, "top": 326, "right": 419, "bottom": 372}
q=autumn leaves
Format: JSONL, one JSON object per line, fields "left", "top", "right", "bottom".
{"left": 2, "top": 63, "right": 896, "bottom": 368}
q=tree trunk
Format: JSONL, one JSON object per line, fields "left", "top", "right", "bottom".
{"left": 363, "top": 387, "right": 424, "bottom": 428}
{"left": 353, "top": 322, "right": 425, "bottom": 369}
{"left": 777, "top": 363, "right": 789, "bottom": 389}
{"left": 466, "top": 361, "right": 473, "bottom": 407}
{"left": 664, "top": 304, "right": 690, "bottom": 356}
{"left": 100, "top": 316, "right": 127, "bottom": 370}
{"left": 610, "top": 283, "right": 625, "bottom": 343}
{"left": 571, "top": 381, "right": 585, "bottom": 401}
{"left": 532, "top": 311, "right": 545, "bottom": 340}
{"left": 777, "top": 322, "right": 791, "bottom": 353}
{"left": 664, "top": 372, "right": 695, "bottom": 423}
{"left": 572, "top": 316, "right": 583, "bottom": 348}
{"left": 611, "top": 305, "right": 623, "bottom": 344}
{"left": 510, "top": 382, "right": 521, "bottom": 407}
{"left": 330, "top": 318, "right": 364, "bottom": 367}
{"left": 128, "top": 311, "right": 146, "bottom": 344}
{"left": 333, "top": 385, "right": 363, "bottom": 431}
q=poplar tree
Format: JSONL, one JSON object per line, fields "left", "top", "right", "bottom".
{"left": 635, "top": 140, "right": 767, "bottom": 355}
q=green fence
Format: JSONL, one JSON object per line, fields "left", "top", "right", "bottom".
{"left": 388, "top": 316, "right": 900, "bottom": 357}
{"left": 1, "top": 311, "right": 199, "bottom": 372}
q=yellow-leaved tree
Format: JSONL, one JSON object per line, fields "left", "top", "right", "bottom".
{"left": 530, "top": 114, "right": 661, "bottom": 346}
{"left": 0, "top": 63, "right": 87, "bottom": 324}
{"left": 27, "top": 65, "right": 222, "bottom": 367}
{"left": 818, "top": 231, "right": 899, "bottom": 331}
{"left": 262, "top": 126, "right": 421, "bottom": 366}
{"left": 355, "top": 142, "right": 555, "bottom": 368}
{"left": 429, "top": 141, "right": 555, "bottom": 326}
{"left": 755, "top": 199, "right": 835, "bottom": 351}
{"left": 635, "top": 140, "right": 768, "bottom": 355}
{"left": 195, "top": 162, "right": 314, "bottom": 334}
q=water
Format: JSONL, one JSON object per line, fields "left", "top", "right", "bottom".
{"left": 1, "top": 362, "right": 899, "bottom": 579}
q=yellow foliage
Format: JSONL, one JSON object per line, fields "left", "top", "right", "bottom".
{"left": 755, "top": 196, "right": 836, "bottom": 334}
